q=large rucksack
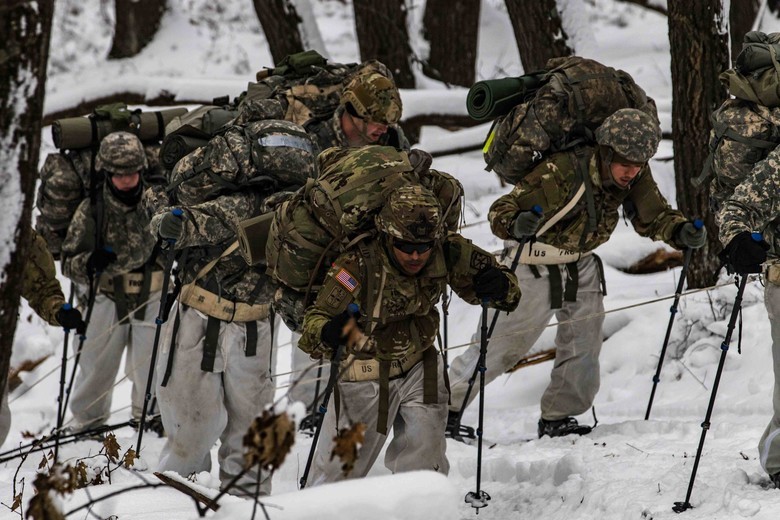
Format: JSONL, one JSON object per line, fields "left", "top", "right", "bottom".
{"left": 36, "top": 103, "right": 186, "bottom": 256}
{"left": 478, "top": 56, "right": 658, "bottom": 185}
{"left": 262, "top": 145, "right": 463, "bottom": 332}
{"left": 694, "top": 31, "right": 780, "bottom": 214}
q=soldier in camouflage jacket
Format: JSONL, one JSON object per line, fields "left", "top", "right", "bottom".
{"left": 719, "top": 146, "right": 780, "bottom": 489}
{"left": 298, "top": 185, "right": 520, "bottom": 484}
{"left": 448, "top": 109, "right": 706, "bottom": 439}
{"left": 61, "top": 132, "right": 166, "bottom": 432}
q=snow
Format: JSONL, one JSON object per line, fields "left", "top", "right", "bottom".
{"left": 4, "top": 1, "right": 780, "bottom": 519}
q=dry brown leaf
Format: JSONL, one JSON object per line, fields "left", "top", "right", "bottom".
{"left": 330, "top": 422, "right": 367, "bottom": 477}
{"left": 242, "top": 410, "right": 296, "bottom": 472}
{"left": 123, "top": 448, "right": 137, "bottom": 468}
{"left": 11, "top": 492, "right": 22, "bottom": 512}
{"left": 38, "top": 454, "right": 48, "bottom": 470}
{"left": 103, "top": 433, "right": 121, "bottom": 463}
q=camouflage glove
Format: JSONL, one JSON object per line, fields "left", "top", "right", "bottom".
{"left": 675, "top": 221, "right": 707, "bottom": 249}
{"left": 87, "top": 247, "right": 117, "bottom": 275}
{"left": 511, "top": 210, "right": 543, "bottom": 240}
{"left": 719, "top": 231, "right": 769, "bottom": 274}
{"left": 473, "top": 266, "right": 509, "bottom": 301}
{"left": 158, "top": 210, "right": 185, "bottom": 241}
{"left": 321, "top": 304, "right": 362, "bottom": 350}
{"left": 55, "top": 304, "right": 86, "bottom": 333}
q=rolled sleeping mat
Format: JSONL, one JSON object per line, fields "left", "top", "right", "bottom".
{"left": 466, "top": 73, "right": 546, "bottom": 121}
{"left": 160, "top": 134, "right": 210, "bottom": 170}
{"left": 237, "top": 212, "right": 275, "bottom": 266}
{"left": 52, "top": 107, "right": 188, "bottom": 150}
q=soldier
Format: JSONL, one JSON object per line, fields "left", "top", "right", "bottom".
{"left": 1, "top": 228, "right": 85, "bottom": 445}
{"left": 447, "top": 108, "right": 707, "bottom": 438}
{"left": 297, "top": 184, "right": 520, "bottom": 484}
{"left": 719, "top": 147, "right": 780, "bottom": 488}
{"left": 149, "top": 122, "right": 318, "bottom": 496}
{"left": 61, "top": 132, "right": 166, "bottom": 432}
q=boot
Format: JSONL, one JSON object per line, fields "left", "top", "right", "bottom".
{"left": 445, "top": 410, "right": 475, "bottom": 440}
{"left": 537, "top": 417, "right": 592, "bottom": 438}
{"left": 771, "top": 472, "right": 780, "bottom": 489}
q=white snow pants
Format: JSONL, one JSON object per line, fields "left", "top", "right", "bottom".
{"left": 288, "top": 332, "right": 322, "bottom": 408}
{"left": 759, "top": 282, "right": 780, "bottom": 477}
{"left": 307, "top": 358, "right": 449, "bottom": 486}
{"left": 70, "top": 291, "right": 161, "bottom": 427}
{"left": 448, "top": 255, "right": 604, "bottom": 420}
{"left": 156, "top": 304, "right": 274, "bottom": 495}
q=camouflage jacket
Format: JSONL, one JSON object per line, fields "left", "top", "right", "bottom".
{"left": 61, "top": 183, "right": 163, "bottom": 288}
{"left": 298, "top": 234, "right": 520, "bottom": 360}
{"left": 719, "top": 146, "right": 780, "bottom": 258}
{"left": 36, "top": 145, "right": 164, "bottom": 257}
{"left": 22, "top": 228, "right": 66, "bottom": 326}
{"left": 305, "top": 105, "right": 409, "bottom": 153}
{"left": 489, "top": 147, "right": 687, "bottom": 253}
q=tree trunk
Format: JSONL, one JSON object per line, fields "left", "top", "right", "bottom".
{"left": 505, "top": 0, "right": 574, "bottom": 73}
{"left": 729, "top": 0, "right": 761, "bottom": 63}
{"left": 290, "top": 0, "right": 329, "bottom": 58}
{"left": 421, "top": 0, "right": 480, "bottom": 86}
{"left": 108, "top": 0, "right": 166, "bottom": 59}
{"left": 353, "top": 0, "right": 416, "bottom": 88}
{"left": 668, "top": 0, "right": 729, "bottom": 288}
{"left": 0, "top": 0, "right": 54, "bottom": 417}
{"left": 252, "top": 0, "right": 306, "bottom": 65}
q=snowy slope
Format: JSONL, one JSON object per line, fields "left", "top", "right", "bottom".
{"left": 3, "top": 1, "right": 780, "bottom": 519}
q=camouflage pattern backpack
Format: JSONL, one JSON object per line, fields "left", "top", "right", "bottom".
{"left": 694, "top": 31, "right": 780, "bottom": 216}
{"left": 264, "top": 145, "right": 463, "bottom": 332}
{"left": 482, "top": 56, "right": 658, "bottom": 185}
{"left": 36, "top": 103, "right": 180, "bottom": 257}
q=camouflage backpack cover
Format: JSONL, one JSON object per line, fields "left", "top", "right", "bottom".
{"left": 481, "top": 56, "right": 658, "bottom": 185}
{"left": 264, "top": 145, "right": 463, "bottom": 332}
{"left": 36, "top": 103, "right": 181, "bottom": 256}
{"left": 695, "top": 31, "right": 780, "bottom": 215}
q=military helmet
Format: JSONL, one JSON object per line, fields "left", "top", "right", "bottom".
{"left": 375, "top": 184, "right": 443, "bottom": 243}
{"left": 595, "top": 108, "right": 662, "bottom": 164}
{"left": 95, "top": 131, "right": 148, "bottom": 174}
{"left": 341, "top": 72, "right": 402, "bottom": 125}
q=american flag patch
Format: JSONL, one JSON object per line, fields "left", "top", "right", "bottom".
{"left": 335, "top": 268, "right": 358, "bottom": 293}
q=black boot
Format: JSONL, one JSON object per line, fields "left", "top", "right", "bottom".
{"left": 298, "top": 412, "right": 323, "bottom": 436}
{"left": 771, "top": 472, "right": 780, "bottom": 489}
{"left": 537, "top": 417, "right": 592, "bottom": 438}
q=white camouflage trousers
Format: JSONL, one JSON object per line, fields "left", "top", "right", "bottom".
{"left": 448, "top": 255, "right": 604, "bottom": 420}
{"left": 69, "top": 291, "right": 161, "bottom": 428}
{"left": 156, "top": 303, "right": 274, "bottom": 495}
{"left": 759, "top": 282, "right": 780, "bottom": 478}
{"left": 307, "top": 358, "right": 449, "bottom": 486}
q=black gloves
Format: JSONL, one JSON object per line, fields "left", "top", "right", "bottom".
{"left": 321, "top": 304, "right": 361, "bottom": 350}
{"left": 158, "top": 209, "right": 185, "bottom": 241}
{"left": 56, "top": 304, "right": 86, "bottom": 333}
{"left": 719, "top": 231, "right": 770, "bottom": 274}
{"left": 87, "top": 247, "right": 117, "bottom": 275}
{"left": 474, "top": 265, "right": 509, "bottom": 301}
{"left": 675, "top": 221, "right": 707, "bottom": 249}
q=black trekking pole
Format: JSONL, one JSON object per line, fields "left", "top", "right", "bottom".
{"left": 54, "top": 295, "right": 76, "bottom": 464}
{"left": 299, "top": 303, "right": 357, "bottom": 489}
{"left": 442, "top": 290, "right": 450, "bottom": 367}
{"left": 136, "top": 209, "right": 183, "bottom": 457}
{"left": 449, "top": 205, "right": 543, "bottom": 440}
{"left": 646, "top": 219, "right": 703, "bottom": 420}
{"left": 465, "top": 300, "right": 491, "bottom": 513}
{"left": 672, "top": 271, "right": 751, "bottom": 513}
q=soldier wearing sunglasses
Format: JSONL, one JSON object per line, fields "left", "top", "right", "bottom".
{"left": 297, "top": 184, "right": 521, "bottom": 485}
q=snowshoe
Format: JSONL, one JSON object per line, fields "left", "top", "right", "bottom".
{"left": 129, "top": 415, "right": 166, "bottom": 437}
{"left": 298, "top": 412, "right": 323, "bottom": 436}
{"left": 445, "top": 410, "right": 476, "bottom": 442}
{"left": 771, "top": 472, "right": 780, "bottom": 489}
{"left": 537, "top": 417, "right": 592, "bottom": 438}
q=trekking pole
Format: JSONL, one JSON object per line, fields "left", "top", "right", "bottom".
{"left": 450, "top": 205, "right": 543, "bottom": 439}
{"left": 62, "top": 259, "right": 104, "bottom": 417}
{"left": 672, "top": 270, "right": 751, "bottom": 513}
{"left": 465, "top": 300, "right": 491, "bottom": 513}
{"left": 299, "top": 303, "right": 357, "bottom": 489}
{"left": 442, "top": 290, "right": 450, "bottom": 367}
{"left": 646, "top": 219, "right": 703, "bottom": 420}
{"left": 54, "top": 296, "right": 76, "bottom": 464}
{"left": 136, "top": 209, "right": 182, "bottom": 457}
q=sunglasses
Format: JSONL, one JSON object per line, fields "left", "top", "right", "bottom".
{"left": 393, "top": 240, "right": 434, "bottom": 255}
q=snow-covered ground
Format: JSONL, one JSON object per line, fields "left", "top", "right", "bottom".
{"left": 3, "top": 0, "right": 780, "bottom": 518}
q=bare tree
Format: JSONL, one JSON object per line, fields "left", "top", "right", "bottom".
{"left": 253, "top": 0, "right": 306, "bottom": 65}
{"left": 108, "top": 0, "right": 166, "bottom": 59}
{"left": 668, "top": 0, "right": 729, "bottom": 288}
{"left": 729, "top": 0, "right": 761, "bottom": 62}
{"left": 505, "top": 0, "right": 574, "bottom": 73}
{"left": 353, "top": 0, "right": 416, "bottom": 88}
{"left": 0, "top": 0, "right": 54, "bottom": 412}
{"left": 421, "top": 0, "right": 480, "bottom": 86}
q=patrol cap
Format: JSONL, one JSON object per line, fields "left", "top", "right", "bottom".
{"left": 95, "top": 131, "right": 148, "bottom": 175}
{"left": 595, "top": 108, "right": 662, "bottom": 164}
{"left": 375, "top": 184, "right": 443, "bottom": 243}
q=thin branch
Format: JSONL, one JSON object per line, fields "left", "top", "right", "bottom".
{"left": 614, "top": 0, "right": 668, "bottom": 15}
{"left": 65, "top": 484, "right": 165, "bottom": 516}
